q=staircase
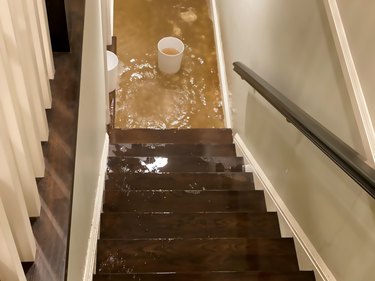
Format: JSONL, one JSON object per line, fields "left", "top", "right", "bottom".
{"left": 94, "top": 128, "right": 315, "bottom": 281}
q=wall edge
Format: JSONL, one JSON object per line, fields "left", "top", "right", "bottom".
{"left": 322, "top": 0, "right": 375, "bottom": 165}
{"left": 210, "top": 0, "right": 232, "bottom": 128}
{"left": 83, "top": 133, "right": 109, "bottom": 281}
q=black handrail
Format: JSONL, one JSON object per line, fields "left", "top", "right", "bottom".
{"left": 233, "top": 61, "right": 375, "bottom": 199}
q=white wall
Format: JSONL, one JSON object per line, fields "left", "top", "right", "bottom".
{"left": 336, "top": 0, "right": 375, "bottom": 137}
{"left": 218, "top": 0, "right": 364, "bottom": 153}
{"left": 67, "top": 0, "right": 107, "bottom": 279}
{"left": 216, "top": 1, "right": 375, "bottom": 280}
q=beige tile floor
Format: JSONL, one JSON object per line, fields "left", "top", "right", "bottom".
{"left": 113, "top": 0, "right": 224, "bottom": 129}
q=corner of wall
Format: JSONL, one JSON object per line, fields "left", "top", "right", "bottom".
{"left": 210, "top": 0, "right": 233, "bottom": 128}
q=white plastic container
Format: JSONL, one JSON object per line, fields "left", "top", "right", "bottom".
{"left": 106, "top": 50, "right": 119, "bottom": 92}
{"left": 157, "top": 37, "right": 185, "bottom": 74}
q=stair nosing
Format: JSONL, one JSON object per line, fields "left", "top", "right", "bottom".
{"left": 100, "top": 211, "right": 278, "bottom": 215}
{"left": 97, "top": 237, "right": 293, "bottom": 242}
{"left": 94, "top": 270, "right": 315, "bottom": 274}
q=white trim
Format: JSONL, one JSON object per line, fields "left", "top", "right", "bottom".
{"left": 234, "top": 133, "right": 337, "bottom": 281}
{"left": 108, "top": 0, "right": 114, "bottom": 40}
{"left": 210, "top": 0, "right": 232, "bottom": 128}
{"left": 36, "top": 0, "right": 55, "bottom": 79}
{"left": 25, "top": 0, "right": 52, "bottom": 109}
{"left": 0, "top": 198, "right": 27, "bottom": 281}
{"left": 322, "top": 0, "right": 375, "bottom": 166}
{"left": 83, "top": 133, "right": 109, "bottom": 281}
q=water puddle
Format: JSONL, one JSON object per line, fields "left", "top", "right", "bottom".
{"left": 114, "top": 0, "right": 224, "bottom": 128}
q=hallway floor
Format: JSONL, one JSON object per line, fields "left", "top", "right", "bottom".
{"left": 113, "top": 0, "right": 224, "bottom": 129}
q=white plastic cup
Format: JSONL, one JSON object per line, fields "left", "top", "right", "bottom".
{"left": 157, "top": 37, "right": 185, "bottom": 74}
{"left": 106, "top": 50, "right": 119, "bottom": 92}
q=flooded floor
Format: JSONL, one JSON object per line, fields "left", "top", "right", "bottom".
{"left": 114, "top": 0, "right": 224, "bottom": 129}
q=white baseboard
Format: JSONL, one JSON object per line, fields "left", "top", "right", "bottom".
{"left": 210, "top": 0, "right": 232, "bottom": 129}
{"left": 83, "top": 133, "right": 109, "bottom": 281}
{"left": 234, "top": 133, "right": 336, "bottom": 281}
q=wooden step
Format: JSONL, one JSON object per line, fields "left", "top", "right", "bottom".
{"left": 93, "top": 271, "right": 316, "bottom": 281}
{"left": 108, "top": 143, "right": 237, "bottom": 157}
{"left": 109, "top": 128, "right": 233, "bottom": 144}
{"left": 99, "top": 127, "right": 314, "bottom": 280}
{"left": 96, "top": 238, "right": 299, "bottom": 273}
{"left": 103, "top": 190, "right": 266, "bottom": 213}
{"left": 100, "top": 212, "right": 281, "bottom": 239}
{"left": 105, "top": 172, "right": 254, "bottom": 191}
{"left": 107, "top": 156, "right": 244, "bottom": 173}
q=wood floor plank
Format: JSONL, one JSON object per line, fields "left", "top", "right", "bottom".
{"left": 104, "top": 190, "right": 267, "bottom": 213}
{"left": 96, "top": 238, "right": 299, "bottom": 273}
{"left": 110, "top": 128, "right": 233, "bottom": 144}
{"left": 100, "top": 212, "right": 281, "bottom": 239}
{"left": 105, "top": 173, "right": 254, "bottom": 191}
{"left": 25, "top": 1, "right": 85, "bottom": 280}
{"left": 107, "top": 156, "right": 244, "bottom": 173}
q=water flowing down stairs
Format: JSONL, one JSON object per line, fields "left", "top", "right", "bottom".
{"left": 94, "top": 129, "right": 315, "bottom": 281}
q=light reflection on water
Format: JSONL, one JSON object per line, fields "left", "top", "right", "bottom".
{"left": 114, "top": 0, "right": 224, "bottom": 129}
{"left": 141, "top": 157, "right": 169, "bottom": 173}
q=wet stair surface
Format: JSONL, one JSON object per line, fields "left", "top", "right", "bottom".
{"left": 94, "top": 129, "right": 315, "bottom": 281}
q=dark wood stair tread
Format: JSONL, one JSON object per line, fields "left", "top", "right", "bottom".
{"left": 96, "top": 238, "right": 299, "bottom": 273}
{"left": 106, "top": 172, "right": 254, "bottom": 191}
{"left": 110, "top": 128, "right": 233, "bottom": 144}
{"left": 107, "top": 156, "right": 244, "bottom": 173}
{"left": 99, "top": 128, "right": 314, "bottom": 280}
{"left": 104, "top": 190, "right": 266, "bottom": 213}
{"left": 93, "top": 271, "right": 316, "bottom": 281}
{"left": 109, "top": 143, "right": 237, "bottom": 157}
{"left": 100, "top": 212, "right": 281, "bottom": 239}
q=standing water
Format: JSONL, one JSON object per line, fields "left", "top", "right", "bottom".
{"left": 114, "top": 0, "right": 224, "bottom": 129}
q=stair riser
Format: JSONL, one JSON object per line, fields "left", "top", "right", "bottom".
{"left": 94, "top": 272, "right": 316, "bottom": 281}
{"left": 105, "top": 173, "right": 254, "bottom": 191}
{"left": 103, "top": 191, "right": 267, "bottom": 213}
{"left": 110, "top": 129, "right": 233, "bottom": 144}
{"left": 109, "top": 144, "right": 237, "bottom": 157}
{"left": 97, "top": 239, "right": 299, "bottom": 273}
{"left": 107, "top": 157, "right": 244, "bottom": 173}
{"left": 100, "top": 213, "right": 281, "bottom": 239}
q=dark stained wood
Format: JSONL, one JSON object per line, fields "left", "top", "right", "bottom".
{"left": 108, "top": 143, "right": 237, "bottom": 157}
{"left": 45, "top": 0, "right": 70, "bottom": 52}
{"left": 109, "top": 89, "right": 116, "bottom": 130}
{"left": 107, "top": 156, "right": 244, "bottom": 173}
{"left": 100, "top": 212, "right": 281, "bottom": 239}
{"left": 96, "top": 128, "right": 315, "bottom": 280}
{"left": 25, "top": 0, "right": 85, "bottom": 280}
{"left": 106, "top": 172, "right": 255, "bottom": 191}
{"left": 107, "top": 36, "right": 117, "bottom": 130}
{"left": 96, "top": 238, "right": 299, "bottom": 273}
{"left": 107, "top": 36, "right": 117, "bottom": 54}
{"left": 22, "top": 262, "right": 33, "bottom": 273}
{"left": 109, "top": 128, "right": 233, "bottom": 144}
{"left": 94, "top": 272, "right": 316, "bottom": 281}
{"left": 104, "top": 190, "right": 267, "bottom": 213}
